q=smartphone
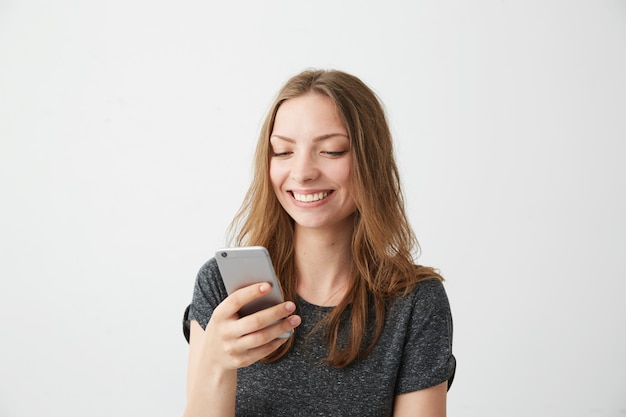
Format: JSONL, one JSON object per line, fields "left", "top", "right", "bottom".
{"left": 215, "top": 246, "right": 292, "bottom": 338}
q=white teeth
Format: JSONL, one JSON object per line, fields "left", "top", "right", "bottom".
{"left": 293, "top": 191, "right": 329, "bottom": 202}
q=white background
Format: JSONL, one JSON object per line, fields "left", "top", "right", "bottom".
{"left": 1, "top": 1, "right": 625, "bottom": 416}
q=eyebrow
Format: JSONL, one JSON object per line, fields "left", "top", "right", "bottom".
{"left": 270, "top": 133, "right": 349, "bottom": 143}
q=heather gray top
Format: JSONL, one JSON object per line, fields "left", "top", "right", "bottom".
{"left": 188, "top": 258, "right": 456, "bottom": 417}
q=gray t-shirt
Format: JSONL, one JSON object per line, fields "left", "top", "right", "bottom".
{"left": 188, "top": 258, "right": 456, "bottom": 417}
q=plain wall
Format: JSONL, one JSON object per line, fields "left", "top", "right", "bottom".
{"left": 1, "top": 1, "right": 625, "bottom": 416}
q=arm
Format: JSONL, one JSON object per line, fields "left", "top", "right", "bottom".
{"left": 393, "top": 381, "right": 448, "bottom": 417}
{"left": 184, "top": 320, "right": 237, "bottom": 417}
{"left": 183, "top": 283, "right": 301, "bottom": 417}
{"left": 392, "top": 279, "right": 455, "bottom": 417}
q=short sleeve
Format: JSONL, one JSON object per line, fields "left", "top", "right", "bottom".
{"left": 395, "top": 279, "right": 456, "bottom": 394}
{"left": 187, "top": 258, "right": 229, "bottom": 330}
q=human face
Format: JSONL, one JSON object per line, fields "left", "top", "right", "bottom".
{"left": 269, "top": 93, "right": 356, "bottom": 232}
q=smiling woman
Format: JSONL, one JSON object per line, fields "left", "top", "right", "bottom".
{"left": 183, "top": 70, "right": 455, "bottom": 417}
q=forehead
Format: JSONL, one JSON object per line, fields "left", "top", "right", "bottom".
{"left": 272, "top": 93, "right": 347, "bottom": 139}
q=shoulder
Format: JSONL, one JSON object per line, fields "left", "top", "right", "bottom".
{"left": 383, "top": 278, "right": 453, "bottom": 342}
{"left": 391, "top": 278, "right": 451, "bottom": 318}
{"left": 197, "top": 257, "right": 221, "bottom": 281}
{"left": 412, "top": 278, "right": 450, "bottom": 310}
{"left": 195, "top": 258, "right": 228, "bottom": 295}
{"left": 411, "top": 277, "right": 448, "bottom": 298}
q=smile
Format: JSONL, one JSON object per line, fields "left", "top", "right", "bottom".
{"left": 291, "top": 191, "right": 331, "bottom": 203}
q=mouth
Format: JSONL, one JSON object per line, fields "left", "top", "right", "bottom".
{"left": 290, "top": 191, "right": 333, "bottom": 203}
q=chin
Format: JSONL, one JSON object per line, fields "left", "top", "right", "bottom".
{"left": 292, "top": 213, "right": 356, "bottom": 232}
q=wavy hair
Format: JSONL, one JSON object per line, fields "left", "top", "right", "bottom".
{"left": 229, "top": 69, "right": 442, "bottom": 367}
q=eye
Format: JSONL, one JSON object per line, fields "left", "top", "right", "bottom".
{"left": 321, "top": 151, "right": 348, "bottom": 157}
{"left": 272, "top": 150, "right": 292, "bottom": 157}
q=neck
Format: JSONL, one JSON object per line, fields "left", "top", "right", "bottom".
{"left": 293, "top": 222, "right": 353, "bottom": 306}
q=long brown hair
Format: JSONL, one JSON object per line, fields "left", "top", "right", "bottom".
{"left": 229, "top": 69, "right": 442, "bottom": 367}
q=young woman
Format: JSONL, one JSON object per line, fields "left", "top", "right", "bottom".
{"left": 183, "top": 70, "right": 456, "bottom": 417}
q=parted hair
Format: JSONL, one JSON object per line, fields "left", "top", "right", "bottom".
{"left": 230, "top": 69, "right": 442, "bottom": 367}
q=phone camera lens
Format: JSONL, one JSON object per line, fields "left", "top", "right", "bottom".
{"left": 220, "top": 252, "right": 228, "bottom": 258}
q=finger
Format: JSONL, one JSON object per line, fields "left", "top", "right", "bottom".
{"left": 252, "top": 314, "right": 301, "bottom": 343}
{"left": 231, "top": 337, "right": 289, "bottom": 369}
{"left": 236, "top": 301, "right": 297, "bottom": 337}
{"left": 214, "top": 282, "right": 273, "bottom": 318}
{"left": 232, "top": 315, "right": 300, "bottom": 364}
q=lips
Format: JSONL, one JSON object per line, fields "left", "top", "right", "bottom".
{"left": 291, "top": 191, "right": 332, "bottom": 202}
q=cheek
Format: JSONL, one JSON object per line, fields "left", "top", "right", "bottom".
{"left": 334, "top": 160, "right": 352, "bottom": 186}
{"left": 269, "top": 161, "right": 285, "bottom": 190}
{"left": 335, "top": 160, "right": 355, "bottom": 205}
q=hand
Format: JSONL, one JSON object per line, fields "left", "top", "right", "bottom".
{"left": 203, "top": 283, "right": 301, "bottom": 370}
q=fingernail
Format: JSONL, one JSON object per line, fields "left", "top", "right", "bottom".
{"left": 259, "top": 283, "right": 270, "bottom": 292}
{"left": 285, "top": 302, "right": 295, "bottom": 312}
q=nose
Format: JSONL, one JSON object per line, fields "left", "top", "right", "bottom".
{"left": 291, "top": 152, "right": 319, "bottom": 184}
